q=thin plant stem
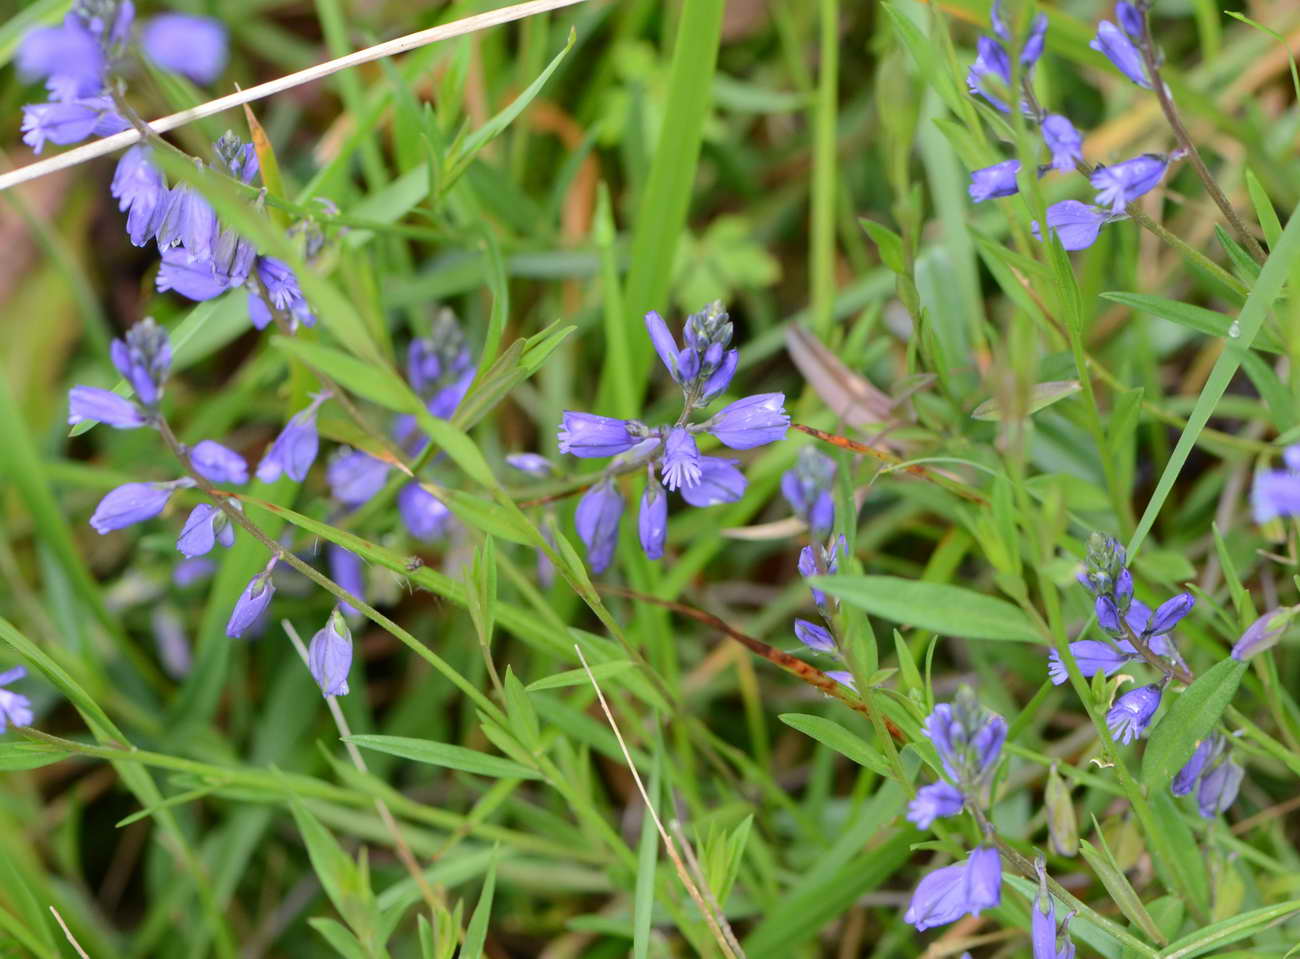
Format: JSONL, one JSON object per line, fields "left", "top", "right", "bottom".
{"left": 281, "top": 619, "right": 445, "bottom": 918}
{"left": 1137, "top": 10, "right": 1268, "bottom": 264}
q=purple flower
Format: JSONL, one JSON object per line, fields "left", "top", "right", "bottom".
{"left": 701, "top": 348, "right": 739, "bottom": 401}
{"left": 1172, "top": 736, "right": 1217, "bottom": 796}
{"left": 638, "top": 482, "right": 668, "bottom": 560}
{"left": 209, "top": 225, "right": 257, "bottom": 291}
{"left": 969, "top": 159, "right": 1022, "bottom": 202}
{"left": 226, "top": 565, "right": 276, "bottom": 638}
{"left": 782, "top": 447, "right": 836, "bottom": 537}
{"left": 173, "top": 557, "right": 215, "bottom": 587}
{"left": 906, "top": 782, "right": 965, "bottom": 829}
{"left": 825, "top": 670, "right": 856, "bottom": 690}
{"left": 327, "top": 449, "right": 391, "bottom": 506}
{"left": 1232, "top": 607, "right": 1294, "bottom": 661}
{"left": 156, "top": 179, "right": 218, "bottom": 262}
{"left": 1032, "top": 885, "right": 1076, "bottom": 959}
{"left": 1042, "top": 115, "right": 1083, "bottom": 172}
{"left": 248, "top": 257, "right": 316, "bottom": 331}
{"left": 328, "top": 545, "right": 365, "bottom": 619}
{"left": 557, "top": 412, "right": 640, "bottom": 458}
{"left": 0, "top": 667, "right": 34, "bottom": 733}
{"left": 113, "top": 321, "right": 173, "bottom": 397}
{"left": 644, "top": 304, "right": 737, "bottom": 395}
{"left": 1091, "top": 154, "right": 1168, "bottom": 213}
{"left": 68, "top": 385, "right": 146, "bottom": 429}
{"left": 155, "top": 246, "right": 242, "bottom": 301}
{"left": 1147, "top": 593, "right": 1194, "bottom": 635}
{"left": 21, "top": 97, "right": 125, "bottom": 153}
{"left": 151, "top": 607, "right": 193, "bottom": 680}
{"left": 17, "top": 15, "right": 105, "bottom": 97}
{"left": 1106, "top": 683, "right": 1161, "bottom": 744}
{"left": 398, "top": 483, "right": 451, "bottom": 541}
{"left": 707, "top": 393, "right": 789, "bottom": 448}
{"left": 921, "top": 691, "right": 1006, "bottom": 791}
{"left": 793, "top": 618, "right": 836, "bottom": 653}
{"left": 1020, "top": 13, "right": 1048, "bottom": 67}
{"left": 661, "top": 428, "right": 703, "bottom": 491}
{"left": 1116, "top": 2, "right": 1144, "bottom": 39}
{"left": 189, "top": 440, "right": 249, "bottom": 484}
{"left": 256, "top": 395, "right": 326, "bottom": 483}
{"left": 1047, "top": 639, "right": 1136, "bottom": 685}
{"left": 506, "top": 453, "right": 554, "bottom": 477}
{"left": 1090, "top": 19, "right": 1151, "bottom": 88}
{"left": 904, "top": 846, "right": 1001, "bottom": 931}
{"left": 679, "top": 456, "right": 746, "bottom": 507}
{"left": 799, "top": 536, "right": 845, "bottom": 608}
{"left": 1196, "top": 756, "right": 1243, "bottom": 818}
{"left": 1095, "top": 595, "right": 1122, "bottom": 633}
{"left": 90, "top": 479, "right": 190, "bottom": 533}
{"left": 575, "top": 479, "right": 623, "bottom": 574}
{"left": 967, "top": 35, "right": 1014, "bottom": 112}
{"left": 1253, "top": 469, "right": 1300, "bottom": 523}
{"left": 111, "top": 146, "right": 168, "bottom": 247}
{"left": 176, "top": 503, "right": 235, "bottom": 558}
{"left": 1033, "top": 201, "right": 1108, "bottom": 251}
{"left": 141, "top": 15, "right": 228, "bottom": 85}
{"left": 308, "top": 609, "right": 353, "bottom": 696}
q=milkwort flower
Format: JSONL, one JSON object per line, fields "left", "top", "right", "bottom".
{"left": 904, "top": 845, "right": 1001, "bottom": 931}
{"left": 1031, "top": 860, "right": 1076, "bottom": 959}
{"left": 140, "top": 14, "right": 228, "bottom": 85}
{"left": 308, "top": 608, "right": 353, "bottom": 696}
{"left": 0, "top": 667, "right": 35, "bottom": 733}
{"left": 398, "top": 482, "right": 451, "bottom": 542}
{"left": 782, "top": 447, "right": 836, "bottom": 537}
{"left": 91, "top": 478, "right": 195, "bottom": 534}
{"left": 256, "top": 393, "right": 329, "bottom": 483}
{"left": 407, "top": 310, "right": 477, "bottom": 420}
{"left": 968, "top": 159, "right": 1023, "bottom": 203}
{"left": 187, "top": 440, "right": 248, "bottom": 484}
{"left": 328, "top": 545, "right": 365, "bottom": 619}
{"left": 799, "top": 535, "right": 846, "bottom": 610}
{"left": 1251, "top": 444, "right": 1300, "bottom": 522}
{"left": 226, "top": 559, "right": 277, "bottom": 638}
{"left": 966, "top": 0, "right": 1047, "bottom": 114}
{"left": 248, "top": 257, "right": 316, "bottom": 331}
{"left": 176, "top": 502, "right": 236, "bottom": 557}
{"left": 1042, "top": 114, "right": 1083, "bottom": 172}
{"left": 910, "top": 688, "right": 1007, "bottom": 824}
{"left": 1090, "top": 3, "right": 1152, "bottom": 88}
{"left": 327, "top": 448, "right": 391, "bottom": 507}
{"left": 1171, "top": 733, "right": 1243, "bottom": 817}
{"left": 68, "top": 386, "right": 147, "bottom": 429}
{"left": 1232, "top": 606, "right": 1296, "bottom": 661}
{"left": 110, "top": 317, "right": 172, "bottom": 408}
{"left": 112, "top": 146, "right": 168, "bottom": 247}
{"left": 575, "top": 479, "right": 623, "bottom": 574}
{"left": 1106, "top": 683, "right": 1161, "bottom": 744}
{"left": 556, "top": 302, "right": 786, "bottom": 571}
{"left": 1090, "top": 154, "right": 1169, "bottom": 214}
{"left": 638, "top": 479, "right": 668, "bottom": 560}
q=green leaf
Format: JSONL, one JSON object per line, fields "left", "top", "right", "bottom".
{"left": 778, "top": 713, "right": 891, "bottom": 776}
{"left": 443, "top": 29, "right": 575, "bottom": 188}
{"left": 344, "top": 735, "right": 541, "bottom": 780}
{"left": 271, "top": 336, "right": 417, "bottom": 412}
{"left": 459, "top": 852, "right": 498, "bottom": 959}
{"left": 526, "top": 661, "right": 637, "bottom": 692}
{"left": 814, "top": 576, "right": 1041, "bottom": 642}
{"left": 1100, "top": 292, "right": 1282, "bottom": 353}
{"left": 1080, "top": 833, "right": 1167, "bottom": 945}
{"left": 1157, "top": 900, "right": 1300, "bottom": 959}
{"left": 0, "top": 742, "right": 66, "bottom": 772}
{"left": 970, "top": 380, "right": 1081, "bottom": 421}
{"left": 1141, "top": 658, "right": 1248, "bottom": 790}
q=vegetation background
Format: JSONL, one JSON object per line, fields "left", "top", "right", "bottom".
{"left": 2, "top": 0, "right": 1300, "bottom": 956}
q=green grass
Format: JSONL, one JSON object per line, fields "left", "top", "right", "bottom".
{"left": 3, "top": 1, "right": 1300, "bottom": 957}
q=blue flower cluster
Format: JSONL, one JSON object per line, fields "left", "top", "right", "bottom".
{"left": 17, "top": 4, "right": 318, "bottom": 335}
{"left": 555, "top": 303, "right": 789, "bottom": 571}
{"left": 1055, "top": 534, "right": 1194, "bottom": 743}
{"left": 67, "top": 311, "right": 475, "bottom": 696}
{"left": 790, "top": 533, "right": 856, "bottom": 690}
{"left": 781, "top": 447, "right": 836, "bottom": 538}
{"left": 964, "top": 1, "right": 1176, "bottom": 251}
{"left": 1252, "top": 443, "right": 1300, "bottom": 523}
{"left": 19, "top": 1, "right": 226, "bottom": 152}
{"left": 903, "top": 690, "right": 1012, "bottom": 933}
